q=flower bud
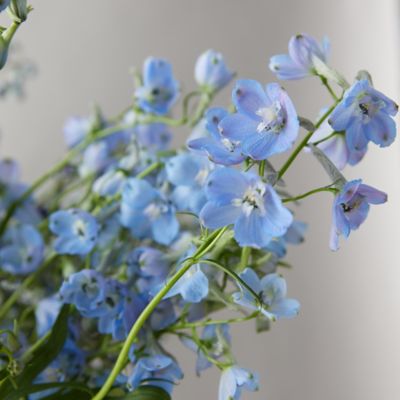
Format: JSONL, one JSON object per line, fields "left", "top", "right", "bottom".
{"left": 9, "top": 0, "right": 27, "bottom": 21}
{"left": 195, "top": 50, "right": 233, "bottom": 92}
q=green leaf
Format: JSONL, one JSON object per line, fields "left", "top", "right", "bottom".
{"left": 108, "top": 386, "right": 171, "bottom": 400}
{"left": 0, "top": 304, "right": 71, "bottom": 400}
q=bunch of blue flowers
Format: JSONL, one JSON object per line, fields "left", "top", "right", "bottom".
{"left": 0, "top": 9, "right": 397, "bottom": 399}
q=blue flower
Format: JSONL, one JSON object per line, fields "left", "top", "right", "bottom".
{"left": 165, "top": 153, "right": 211, "bottom": 214}
{"left": 187, "top": 108, "right": 245, "bottom": 165}
{"left": 269, "top": 33, "right": 330, "bottom": 80}
{"left": 219, "top": 365, "right": 259, "bottom": 400}
{"left": 200, "top": 168, "right": 293, "bottom": 248}
{"left": 120, "top": 178, "right": 179, "bottom": 245}
{"left": 49, "top": 209, "right": 99, "bottom": 255}
{"left": 135, "top": 58, "right": 179, "bottom": 115}
{"left": 134, "top": 123, "right": 172, "bottom": 151}
{"left": 128, "top": 354, "right": 183, "bottom": 394}
{"left": 93, "top": 169, "right": 127, "bottom": 197}
{"left": 59, "top": 269, "right": 106, "bottom": 317}
{"left": 329, "top": 79, "right": 398, "bottom": 152}
{"left": 0, "top": 224, "right": 44, "bottom": 275}
{"left": 0, "top": 158, "right": 20, "bottom": 184}
{"left": 308, "top": 111, "right": 367, "bottom": 170}
{"left": 63, "top": 116, "right": 91, "bottom": 148}
{"left": 233, "top": 268, "right": 300, "bottom": 320}
{"left": 330, "top": 179, "right": 387, "bottom": 250}
{"left": 79, "top": 142, "right": 111, "bottom": 177}
{"left": 127, "top": 247, "right": 169, "bottom": 293}
{"left": 195, "top": 50, "right": 234, "bottom": 92}
{"left": 219, "top": 80, "right": 299, "bottom": 160}
{"left": 163, "top": 263, "right": 209, "bottom": 303}
{"left": 35, "top": 296, "right": 62, "bottom": 337}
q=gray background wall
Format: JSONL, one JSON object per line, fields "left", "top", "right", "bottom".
{"left": 1, "top": 1, "right": 400, "bottom": 399}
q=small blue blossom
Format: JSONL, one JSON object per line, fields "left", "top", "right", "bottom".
{"left": 233, "top": 268, "right": 300, "bottom": 320}
{"left": 127, "top": 247, "right": 169, "bottom": 293}
{"left": 135, "top": 58, "right": 179, "bottom": 115}
{"left": 93, "top": 169, "right": 127, "bottom": 197}
{"left": 330, "top": 179, "right": 387, "bottom": 250}
{"left": 0, "top": 223, "right": 44, "bottom": 275}
{"left": 63, "top": 116, "right": 91, "bottom": 148}
{"left": 329, "top": 79, "right": 398, "bottom": 152}
{"left": 219, "top": 80, "right": 299, "bottom": 160}
{"left": 128, "top": 354, "right": 183, "bottom": 394}
{"left": 49, "top": 209, "right": 99, "bottom": 255}
{"left": 219, "top": 365, "right": 259, "bottom": 400}
{"left": 120, "top": 178, "right": 179, "bottom": 245}
{"left": 195, "top": 50, "right": 234, "bottom": 92}
{"left": 60, "top": 269, "right": 106, "bottom": 317}
{"left": 269, "top": 33, "right": 330, "bottom": 80}
{"left": 0, "top": 158, "right": 20, "bottom": 184}
{"left": 134, "top": 123, "right": 172, "bottom": 151}
{"left": 187, "top": 108, "right": 245, "bottom": 166}
{"left": 308, "top": 111, "right": 367, "bottom": 170}
{"left": 200, "top": 168, "right": 293, "bottom": 248}
{"left": 165, "top": 153, "right": 211, "bottom": 214}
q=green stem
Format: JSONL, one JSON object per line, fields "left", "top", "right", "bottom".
{"left": 310, "top": 131, "right": 342, "bottom": 146}
{"left": 319, "top": 75, "right": 339, "bottom": 101}
{"left": 0, "top": 254, "right": 57, "bottom": 320}
{"left": 169, "top": 311, "right": 259, "bottom": 331}
{"left": 238, "top": 247, "right": 251, "bottom": 271}
{"left": 189, "top": 92, "right": 212, "bottom": 127}
{"left": 2, "top": 21, "right": 20, "bottom": 44}
{"left": 258, "top": 160, "right": 266, "bottom": 177}
{"left": 91, "top": 227, "right": 228, "bottom": 400}
{"left": 136, "top": 161, "right": 162, "bottom": 179}
{"left": 282, "top": 186, "right": 337, "bottom": 203}
{"left": 277, "top": 102, "right": 338, "bottom": 181}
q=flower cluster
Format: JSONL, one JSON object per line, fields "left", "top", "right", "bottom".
{"left": 0, "top": 28, "right": 396, "bottom": 400}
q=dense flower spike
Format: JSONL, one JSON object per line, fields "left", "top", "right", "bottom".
{"left": 329, "top": 79, "right": 398, "bottom": 151}
{"left": 269, "top": 33, "right": 329, "bottom": 80}
{"left": 200, "top": 168, "right": 293, "bottom": 248}
{"left": 195, "top": 49, "right": 234, "bottom": 92}
{"left": 219, "top": 80, "right": 299, "bottom": 160}
{"left": 134, "top": 57, "right": 179, "bottom": 115}
{"left": 0, "top": 30, "right": 396, "bottom": 400}
{"left": 330, "top": 179, "right": 387, "bottom": 250}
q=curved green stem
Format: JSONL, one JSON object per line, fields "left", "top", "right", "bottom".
{"left": 92, "top": 227, "right": 227, "bottom": 400}
{"left": 0, "top": 254, "right": 57, "bottom": 320}
{"left": 169, "top": 311, "right": 259, "bottom": 331}
{"left": 277, "top": 101, "right": 339, "bottom": 181}
{"left": 282, "top": 186, "right": 338, "bottom": 203}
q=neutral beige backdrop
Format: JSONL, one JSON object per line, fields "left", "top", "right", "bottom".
{"left": 1, "top": 1, "right": 400, "bottom": 399}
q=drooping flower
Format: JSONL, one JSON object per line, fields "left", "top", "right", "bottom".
{"left": 307, "top": 110, "right": 367, "bottom": 170}
{"left": 128, "top": 354, "right": 183, "bottom": 394}
{"left": 195, "top": 50, "right": 234, "bottom": 92}
{"left": 187, "top": 107, "right": 245, "bottom": 165}
{"left": 269, "top": 33, "right": 330, "bottom": 80}
{"left": 219, "top": 80, "right": 299, "bottom": 160}
{"left": 135, "top": 57, "right": 179, "bottom": 115}
{"left": 0, "top": 223, "right": 44, "bottom": 275}
{"left": 233, "top": 268, "right": 300, "bottom": 320}
{"left": 200, "top": 168, "right": 293, "bottom": 248}
{"left": 165, "top": 153, "right": 211, "bottom": 214}
{"left": 218, "top": 365, "right": 259, "bottom": 400}
{"left": 329, "top": 79, "right": 398, "bottom": 152}
{"left": 120, "top": 178, "right": 179, "bottom": 245}
{"left": 330, "top": 179, "right": 387, "bottom": 250}
{"left": 49, "top": 209, "right": 99, "bottom": 255}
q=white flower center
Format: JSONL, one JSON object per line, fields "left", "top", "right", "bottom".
{"left": 232, "top": 183, "right": 266, "bottom": 217}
